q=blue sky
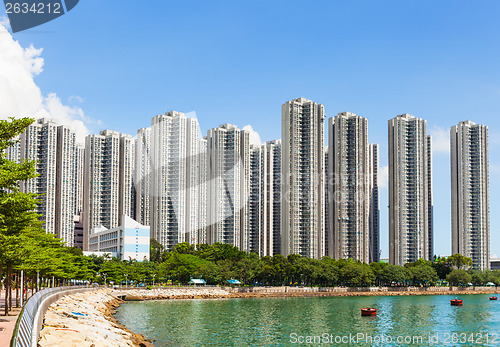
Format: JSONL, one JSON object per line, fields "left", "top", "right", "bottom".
{"left": 2, "top": 0, "right": 500, "bottom": 259}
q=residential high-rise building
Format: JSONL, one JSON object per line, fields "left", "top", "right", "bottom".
{"left": 119, "top": 134, "right": 135, "bottom": 221}
{"left": 369, "top": 144, "right": 380, "bottom": 263}
{"left": 206, "top": 124, "right": 250, "bottom": 250}
{"left": 264, "top": 140, "right": 281, "bottom": 256}
{"left": 328, "top": 112, "right": 372, "bottom": 263}
{"left": 55, "top": 125, "right": 76, "bottom": 245}
{"left": 83, "top": 130, "right": 134, "bottom": 250}
{"left": 281, "top": 98, "right": 325, "bottom": 259}
{"left": 17, "top": 119, "right": 77, "bottom": 245}
{"left": 150, "top": 112, "right": 201, "bottom": 251}
{"left": 20, "top": 118, "right": 58, "bottom": 235}
{"left": 248, "top": 145, "right": 264, "bottom": 254}
{"left": 325, "top": 148, "right": 329, "bottom": 257}
{"left": 5, "top": 136, "right": 20, "bottom": 163}
{"left": 451, "top": 121, "right": 490, "bottom": 270}
{"left": 74, "top": 145, "right": 84, "bottom": 215}
{"left": 388, "top": 114, "right": 433, "bottom": 265}
{"left": 186, "top": 118, "right": 201, "bottom": 246}
{"left": 135, "top": 127, "right": 151, "bottom": 226}
{"left": 198, "top": 137, "right": 208, "bottom": 244}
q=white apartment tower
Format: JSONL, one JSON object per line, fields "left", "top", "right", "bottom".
{"left": 83, "top": 130, "right": 134, "bottom": 250}
{"left": 55, "top": 125, "right": 76, "bottom": 245}
{"left": 328, "top": 113, "right": 375, "bottom": 263}
{"left": 74, "top": 145, "right": 84, "bottom": 215}
{"left": 369, "top": 144, "right": 380, "bottom": 263}
{"left": 282, "top": 98, "right": 326, "bottom": 259}
{"left": 119, "top": 134, "right": 135, "bottom": 220}
{"left": 198, "top": 137, "right": 208, "bottom": 244}
{"left": 18, "top": 119, "right": 77, "bottom": 245}
{"left": 264, "top": 140, "right": 281, "bottom": 256}
{"left": 20, "top": 119, "right": 58, "bottom": 235}
{"left": 150, "top": 112, "right": 201, "bottom": 251}
{"left": 388, "top": 114, "right": 433, "bottom": 265}
{"left": 135, "top": 127, "right": 151, "bottom": 226}
{"left": 451, "top": 121, "right": 489, "bottom": 270}
{"left": 206, "top": 124, "right": 250, "bottom": 250}
{"left": 248, "top": 145, "right": 264, "bottom": 254}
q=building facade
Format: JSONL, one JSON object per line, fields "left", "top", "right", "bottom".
{"left": 206, "top": 124, "right": 250, "bottom": 250}
{"left": 451, "top": 121, "right": 489, "bottom": 270}
{"left": 281, "top": 97, "right": 325, "bottom": 259}
{"left": 150, "top": 112, "right": 201, "bottom": 251}
{"left": 17, "top": 119, "right": 77, "bottom": 245}
{"left": 328, "top": 112, "right": 374, "bottom": 263}
{"left": 388, "top": 114, "right": 433, "bottom": 265}
{"left": 369, "top": 144, "right": 380, "bottom": 263}
{"left": 135, "top": 127, "right": 151, "bottom": 226}
{"left": 88, "top": 215, "right": 150, "bottom": 261}
{"left": 264, "top": 140, "right": 281, "bottom": 256}
{"left": 83, "top": 130, "right": 134, "bottom": 250}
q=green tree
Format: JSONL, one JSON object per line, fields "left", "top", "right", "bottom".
{"left": 150, "top": 238, "right": 165, "bottom": 263}
{"left": 446, "top": 269, "right": 472, "bottom": 286}
{"left": 446, "top": 254, "right": 473, "bottom": 270}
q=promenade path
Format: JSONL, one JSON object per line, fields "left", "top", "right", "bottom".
{"left": 0, "top": 290, "right": 24, "bottom": 346}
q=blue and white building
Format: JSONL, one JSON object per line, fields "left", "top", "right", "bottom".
{"left": 88, "top": 215, "right": 150, "bottom": 261}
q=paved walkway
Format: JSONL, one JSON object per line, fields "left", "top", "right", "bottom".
{"left": 0, "top": 290, "right": 25, "bottom": 346}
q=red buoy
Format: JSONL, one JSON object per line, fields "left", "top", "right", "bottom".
{"left": 450, "top": 299, "right": 463, "bottom": 306}
{"left": 361, "top": 308, "right": 377, "bottom": 316}
{"left": 490, "top": 296, "right": 497, "bottom": 301}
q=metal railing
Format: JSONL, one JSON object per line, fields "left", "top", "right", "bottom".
{"left": 10, "top": 285, "right": 97, "bottom": 347}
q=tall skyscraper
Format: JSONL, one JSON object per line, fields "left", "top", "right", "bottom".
{"left": 282, "top": 97, "right": 325, "bottom": 259}
{"left": 135, "top": 127, "right": 151, "bottom": 226}
{"left": 150, "top": 112, "right": 201, "bottom": 251}
{"left": 55, "top": 125, "right": 76, "bottom": 245}
{"left": 17, "top": 119, "right": 77, "bottom": 245}
{"left": 264, "top": 140, "right": 281, "bottom": 256}
{"left": 206, "top": 124, "right": 250, "bottom": 250}
{"left": 451, "top": 121, "right": 490, "bottom": 270}
{"left": 388, "top": 114, "right": 433, "bottom": 265}
{"left": 74, "top": 145, "right": 84, "bottom": 215}
{"left": 248, "top": 145, "right": 264, "bottom": 254}
{"left": 325, "top": 148, "right": 329, "bottom": 257}
{"left": 328, "top": 112, "right": 374, "bottom": 263}
{"left": 83, "top": 130, "right": 134, "bottom": 250}
{"left": 186, "top": 118, "right": 201, "bottom": 245}
{"left": 119, "top": 134, "right": 135, "bottom": 221}
{"left": 20, "top": 118, "right": 58, "bottom": 235}
{"left": 369, "top": 144, "right": 380, "bottom": 263}
{"left": 198, "top": 137, "right": 208, "bottom": 244}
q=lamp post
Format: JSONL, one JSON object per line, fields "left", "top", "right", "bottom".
{"left": 152, "top": 274, "right": 156, "bottom": 287}
{"left": 103, "top": 273, "right": 107, "bottom": 287}
{"left": 124, "top": 274, "right": 128, "bottom": 288}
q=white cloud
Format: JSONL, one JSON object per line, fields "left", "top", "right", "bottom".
{"left": 242, "top": 125, "right": 261, "bottom": 146}
{"left": 430, "top": 125, "right": 450, "bottom": 154}
{"left": 68, "top": 95, "right": 84, "bottom": 103}
{"left": 0, "top": 16, "right": 10, "bottom": 30}
{"left": 0, "top": 22, "right": 95, "bottom": 144}
{"left": 379, "top": 165, "right": 388, "bottom": 189}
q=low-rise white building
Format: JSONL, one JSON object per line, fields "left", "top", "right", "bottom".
{"left": 88, "top": 215, "right": 150, "bottom": 261}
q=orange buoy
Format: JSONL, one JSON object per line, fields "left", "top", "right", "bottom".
{"left": 361, "top": 308, "right": 377, "bottom": 316}
{"left": 450, "top": 299, "right": 463, "bottom": 306}
{"left": 490, "top": 296, "right": 497, "bottom": 300}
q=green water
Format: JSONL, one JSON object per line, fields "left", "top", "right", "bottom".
{"left": 115, "top": 294, "right": 500, "bottom": 346}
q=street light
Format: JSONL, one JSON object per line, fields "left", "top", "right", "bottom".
{"left": 124, "top": 274, "right": 128, "bottom": 288}
{"left": 152, "top": 274, "right": 156, "bottom": 287}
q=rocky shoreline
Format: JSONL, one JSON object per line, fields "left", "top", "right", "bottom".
{"left": 38, "top": 287, "right": 500, "bottom": 346}
{"left": 38, "top": 290, "right": 153, "bottom": 347}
